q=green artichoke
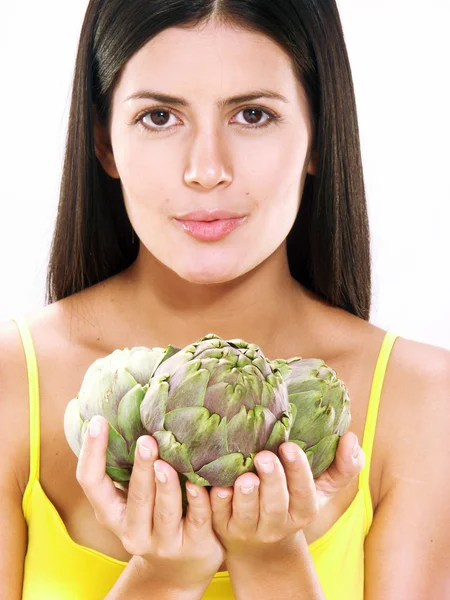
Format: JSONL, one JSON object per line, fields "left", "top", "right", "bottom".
{"left": 140, "top": 334, "right": 294, "bottom": 495}
{"left": 270, "top": 357, "right": 351, "bottom": 478}
{"left": 64, "top": 344, "right": 179, "bottom": 486}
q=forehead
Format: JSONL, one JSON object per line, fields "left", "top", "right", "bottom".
{"left": 113, "top": 21, "right": 302, "bottom": 103}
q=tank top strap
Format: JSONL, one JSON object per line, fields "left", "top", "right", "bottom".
{"left": 11, "top": 316, "right": 41, "bottom": 483}
{"left": 359, "top": 331, "right": 398, "bottom": 530}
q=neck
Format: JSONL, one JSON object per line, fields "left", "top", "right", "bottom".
{"left": 116, "top": 243, "right": 311, "bottom": 355}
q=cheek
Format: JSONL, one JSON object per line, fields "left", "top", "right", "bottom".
{"left": 112, "top": 134, "right": 178, "bottom": 225}
{"left": 114, "top": 136, "right": 160, "bottom": 194}
{"left": 248, "top": 142, "right": 306, "bottom": 238}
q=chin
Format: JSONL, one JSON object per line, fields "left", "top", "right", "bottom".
{"left": 175, "top": 262, "right": 246, "bottom": 285}
{"left": 180, "top": 271, "right": 239, "bottom": 285}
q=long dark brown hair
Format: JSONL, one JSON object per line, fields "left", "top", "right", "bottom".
{"left": 46, "top": 0, "right": 371, "bottom": 320}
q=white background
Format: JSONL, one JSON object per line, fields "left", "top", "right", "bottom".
{"left": 0, "top": 1, "right": 449, "bottom": 348}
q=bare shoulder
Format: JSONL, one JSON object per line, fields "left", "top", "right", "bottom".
{"left": 0, "top": 293, "right": 103, "bottom": 493}
{"left": 388, "top": 334, "right": 450, "bottom": 381}
{"left": 0, "top": 319, "right": 31, "bottom": 600}
{"left": 361, "top": 335, "right": 450, "bottom": 595}
{"left": 0, "top": 318, "right": 34, "bottom": 493}
{"left": 376, "top": 334, "right": 450, "bottom": 501}
{"left": 382, "top": 334, "right": 450, "bottom": 437}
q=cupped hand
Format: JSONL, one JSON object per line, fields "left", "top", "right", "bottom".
{"left": 209, "top": 431, "right": 365, "bottom": 557}
{"left": 76, "top": 416, "right": 225, "bottom": 588}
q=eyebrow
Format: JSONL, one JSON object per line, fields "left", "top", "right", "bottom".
{"left": 124, "top": 89, "right": 289, "bottom": 108}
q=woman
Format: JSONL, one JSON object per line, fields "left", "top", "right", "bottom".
{"left": 1, "top": 0, "right": 448, "bottom": 598}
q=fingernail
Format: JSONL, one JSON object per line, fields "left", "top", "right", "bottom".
{"left": 352, "top": 438, "right": 360, "bottom": 459}
{"left": 281, "top": 448, "right": 297, "bottom": 462}
{"left": 240, "top": 484, "right": 255, "bottom": 494}
{"left": 256, "top": 460, "right": 274, "bottom": 473}
{"left": 186, "top": 485, "right": 198, "bottom": 497}
{"left": 89, "top": 417, "right": 102, "bottom": 438}
{"left": 138, "top": 441, "right": 152, "bottom": 460}
{"left": 217, "top": 490, "right": 230, "bottom": 499}
{"left": 154, "top": 466, "right": 167, "bottom": 483}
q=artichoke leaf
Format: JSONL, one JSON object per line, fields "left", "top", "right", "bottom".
{"left": 204, "top": 381, "right": 250, "bottom": 421}
{"left": 153, "top": 347, "right": 194, "bottom": 379}
{"left": 289, "top": 401, "right": 297, "bottom": 427}
{"left": 105, "top": 422, "right": 130, "bottom": 468}
{"left": 288, "top": 357, "right": 324, "bottom": 375}
{"left": 229, "top": 338, "right": 250, "bottom": 349}
{"left": 198, "top": 348, "right": 224, "bottom": 361}
{"left": 166, "top": 366, "right": 210, "bottom": 411}
{"left": 125, "top": 345, "right": 180, "bottom": 384}
{"left": 266, "top": 372, "right": 282, "bottom": 388}
{"left": 153, "top": 430, "right": 193, "bottom": 473}
{"left": 288, "top": 377, "right": 327, "bottom": 395}
{"left": 128, "top": 440, "right": 137, "bottom": 463}
{"left": 206, "top": 360, "right": 236, "bottom": 385}
{"left": 164, "top": 407, "right": 228, "bottom": 471}
{"left": 227, "top": 405, "right": 276, "bottom": 455}
{"left": 63, "top": 397, "right": 84, "bottom": 457}
{"left": 290, "top": 439, "right": 307, "bottom": 452}
{"left": 289, "top": 390, "right": 335, "bottom": 444}
{"left": 117, "top": 384, "right": 147, "bottom": 443}
{"left": 305, "top": 434, "right": 340, "bottom": 478}
{"left": 252, "top": 355, "right": 271, "bottom": 376}
{"left": 322, "top": 385, "right": 351, "bottom": 434}
{"left": 140, "top": 377, "right": 169, "bottom": 433}
{"left": 80, "top": 420, "right": 90, "bottom": 450}
{"left": 240, "top": 369, "right": 262, "bottom": 400}
{"left": 335, "top": 404, "right": 351, "bottom": 435}
{"left": 106, "top": 466, "right": 131, "bottom": 484}
{"left": 318, "top": 365, "right": 337, "bottom": 382}
{"left": 260, "top": 379, "right": 275, "bottom": 408}
{"left": 199, "top": 357, "right": 221, "bottom": 376}
{"left": 236, "top": 352, "right": 252, "bottom": 369}
{"left": 263, "top": 383, "right": 290, "bottom": 419}
{"left": 264, "top": 412, "right": 292, "bottom": 454}
{"left": 196, "top": 452, "right": 255, "bottom": 487}
{"left": 270, "top": 359, "right": 293, "bottom": 381}
{"left": 183, "top": 471, "right": 211, "bottom": 486}
{"left": 78, "top": 367, "right": 138, "bottom": 428}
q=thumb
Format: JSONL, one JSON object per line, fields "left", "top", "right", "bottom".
{"left": 314, "top": 432, "right": 365, "bottom": 506}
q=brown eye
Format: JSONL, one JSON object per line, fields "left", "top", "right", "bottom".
{"left": 232, "top": 107, "right": 276, "bottom": 129}
{"left": 242, "top": 108, "right": 265, "bottom": 124}
{"left": 144, "top": 110, "right": 172, "bottom": 126}
{"left": 135, "top": 105, "right": 278, "bottom": 134}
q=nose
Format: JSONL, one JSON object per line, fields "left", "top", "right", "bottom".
{"left": 183, "top": 128, "right": 233, "bottom": 190}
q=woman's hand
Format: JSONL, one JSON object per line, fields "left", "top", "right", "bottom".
{"left": 209, "top": 431, "right": 364, "bottom": 557}
{"left": 76, "top": 416, "right": 225, "bottom": 589}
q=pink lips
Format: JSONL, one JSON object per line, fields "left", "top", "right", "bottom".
{"left": 174, "top": 217, "right": 246, "bottom": 241}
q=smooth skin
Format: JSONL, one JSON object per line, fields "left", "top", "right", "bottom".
{"left": 1, "top": 16, "right": 450, "bottom": 600}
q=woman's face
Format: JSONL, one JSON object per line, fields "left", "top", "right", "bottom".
{"left": 98, "top": 20, "right": 316, "bottom": 284}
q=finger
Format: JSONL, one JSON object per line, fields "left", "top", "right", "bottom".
{"left": 254, "top": 451, "right": 289, "bottom": 529}
{"left": 184, "top": 483, "right": 215, "bottom": 540}
{"left": 278, "top": 442, "right": 318, "bottom": 527}
{"left": 210, "top": 486, "right": 233, "bottom": 534}
{"left": 123, "top": 436, "right": 159, "bottom": 553}
{"left": 315, "top": 433, "right": 365, "bottom": 506}
{"left": 152, "top": 459, "right": 183, "bottom": 541}
{"left": 329, "top": 432, "right": 365, "bottom": 479}
{"left": 230, "top": 473, "right": 260, "bottom": 532}
{"left": 76, "top": 415, "right": 126, "bottom": 535}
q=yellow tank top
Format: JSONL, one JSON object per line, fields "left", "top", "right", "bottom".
{"left": 13, "top": 316, "right": 397, "bottom": 600}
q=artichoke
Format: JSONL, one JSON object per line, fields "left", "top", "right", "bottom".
{"left": 64, "top": 344, "right": 179, "bottom": 486}
{"left": 270, "top": 357, "right": 351, "bottom": 478}
{"left": 140, "top": 334, "right": 294, "bottom": 498}
{"left": 64, "top": 331, "right": 350, "bottom": 515}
